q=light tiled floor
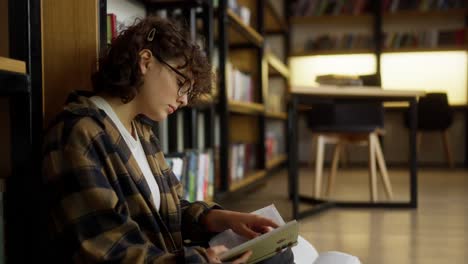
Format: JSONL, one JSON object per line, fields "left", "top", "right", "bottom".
{"left": 220, "top": 167, "right": 468, "bottom": 264}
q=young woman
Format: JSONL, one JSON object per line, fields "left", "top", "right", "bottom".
{"left": 42, "top": 16, "right": 293, "bottom": 263}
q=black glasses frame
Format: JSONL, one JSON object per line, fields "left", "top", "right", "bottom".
{"left": 154, "top": 54, "right": 192, "bottom": 97}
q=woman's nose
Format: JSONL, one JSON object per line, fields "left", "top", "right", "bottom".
{"left": 178, "top": 93, "right": 188, "bottom": 106}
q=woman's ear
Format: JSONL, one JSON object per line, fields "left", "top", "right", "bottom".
{"left": 139, "top": 49, "right": 153, "bottom": 75}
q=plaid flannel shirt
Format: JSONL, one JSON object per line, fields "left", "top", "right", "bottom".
{"left": 43, "top": 92, "right": 221, "bottom": 263}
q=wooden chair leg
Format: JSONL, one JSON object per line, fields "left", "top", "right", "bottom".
{"left": 315, "top": 135, "right": 325, "bottom": 198}
{"left": 369, "top": 134, "right": 378, "bottom": 202}
{"left": 340, "top": 144, "right": 349, "bottom": 168}
{"left": 326, "top": 142, "right": 341, "bottom": 197}
{"left": 442, "top": 130, "right": 454, "bottom": 168}
{"left": 372, "top": 133, "right": 394, "bottom": 200}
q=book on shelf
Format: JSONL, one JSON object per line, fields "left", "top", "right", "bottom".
{"left": 106, "top": 13, "right": 117, "bottom": 44}
{"left": 226, "top": 61, "right": 255, "bottom": 103}
{"left": 227, "top": 0, "right": 251, "bottom": 25}
{"left": 265, "top": 123, "right": 286, "bottom": 162}
{"left": 294, "top": 0, "right": 370, "bottom": 17}
{"left": 166, "top": 150, "right": 214, "bottom": 202}
{"left": 304, "top": 33, "right": 374, "bottom": 52}
{"left": 229, "top": 143, "right": 257, "bottom": 184}
{"left": 315, "top": 74, "right": 363, "bottom": 86}
{"left": 383, "top": 28, "right": 466, "bottom": 49}
{"left": 383, "top": 0, "right": 466, "bottom": 13}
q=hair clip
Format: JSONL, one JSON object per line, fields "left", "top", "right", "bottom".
{"left": 147, "top": 28, "right": 156, "bottom": 42}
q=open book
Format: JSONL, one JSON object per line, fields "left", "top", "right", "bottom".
{"left": 210, "top": 204, "right": 297, "bottom": 264}
{"left": 209, "top": 205, "right": 361, "bottom": 264}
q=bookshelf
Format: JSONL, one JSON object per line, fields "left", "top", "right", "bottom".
{"left": 227, "top": 9, "right": 264, "bottom": 46}
{"left": 229, "top": 100, "right": 265, "bottom": 114}
{"left": 266, "top": 154, "right": 288, "bottom": 170}
{"left": 266, "top": 52, "right": 290, "bottom": 78}
{"left": 0, "top": 57, "right": 33, "bottom": 263}
{"left": 215, "top": 0, "right": 291, "bottom": 196}
{"left": 2, "top": 1, "right": 42, "bottom": 263}
{"left": 264, "top": 0, "right": 288, "bottom": 34}
{"left": 36, "top": 0, "right": 289, "bottom": 200}
{"left": 229, "top": 170, "right": 267, "bottom": 191}
{"left": 0, "top": 57, "right": 26, "bottom": 74}
{"left": 264, "top": 1, "right": 290, "bottom": 175}
{"left": 289, "top": 0, "right": 467, "bottom": 71}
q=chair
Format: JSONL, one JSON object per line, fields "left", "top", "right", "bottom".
{"left": 404, "top": 92, "right": 454, "bottom": 167}
{"left": 306, "top": 74, "right": 393, "bottom": 202}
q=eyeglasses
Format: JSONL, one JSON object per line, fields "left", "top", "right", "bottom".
{"left": 154, "top": 54, "right": 192, "bottom": 98}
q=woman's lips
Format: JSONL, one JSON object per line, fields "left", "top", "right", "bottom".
{"left": 168, "top": 105, "right": 176, "bottom": 114}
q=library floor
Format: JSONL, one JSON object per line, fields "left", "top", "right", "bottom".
{"left": 220, "top": 167, "right": 468, "bottom": 264}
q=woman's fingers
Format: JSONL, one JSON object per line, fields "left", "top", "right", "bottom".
{"left": 232, "top": 250, "right": 253, "bottom": 264}
{"left": 240, "top": 225, "right": 261, "bottom": 239}
{"left": 210, "top": 245, "right": 228, "bottom": 255}
{"left": 206, "top": 245, "right": 228, "bottom": 263}
{"left": 255, "top": 216, "right": 279, "bottom": 229}
{"left": 252, "top": 225, "right": 274, "bottom": 234}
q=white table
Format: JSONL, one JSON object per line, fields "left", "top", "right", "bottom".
{"left": 288, "top": 85, "right": 426, "bottom": 219}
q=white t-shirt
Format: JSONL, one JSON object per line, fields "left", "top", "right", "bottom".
{"left": 90, "top": 96, "right": 161, "bottom": 210}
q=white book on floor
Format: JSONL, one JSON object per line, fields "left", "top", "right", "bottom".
{"left": 292, "top": 235, "right": 360, "bottom": 264}
{"left": 209, "top": 204, "right": 361, "bottom": 264}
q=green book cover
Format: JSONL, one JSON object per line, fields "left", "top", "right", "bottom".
{"left": 220, "top": 220, "right": 299, "bottom": 264}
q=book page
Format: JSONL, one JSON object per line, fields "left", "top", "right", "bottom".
{"left": 209, "top": 204, "right": 286, "bottom": 249}
{"left": 314, "top": 252, "right": 361, "bottom": 264}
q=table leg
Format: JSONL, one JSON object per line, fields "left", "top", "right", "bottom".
{"left": 408, "top": 98, "right": 418, "bottom": 208}
{"left": 288, "top": 97, "right": 299, "bottom": 219}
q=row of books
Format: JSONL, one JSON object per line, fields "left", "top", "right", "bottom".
{"left": 166, "top": 150, "right": 214, "bottom": 202}
{"left": 230, "top": 143, "right": 257, "bottom": 184}
{"left": 304, "top": 34, "right": 374, "bottom": 51}
{"left": 265, "top": 124, "right": 286, "bottom": 162}
{"left": 293, "top": 0, "right": 465, "bottom": 17}
{"left": 383, "top": 29, "right": 466, "bottom": 49}
{"left": 227, "top": 0, "right": 251, "bottom": 25}
{"left": 382, "top": 0, "right": 466, "bottom": 13}
{"left": 226, "top": 61, "right": 255, "bottom": 103}
{"left": 293, "top": 0, "right": 370, "bottom": 17}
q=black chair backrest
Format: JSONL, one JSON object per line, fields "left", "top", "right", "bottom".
{"left": 306, "top": 74, "right": 384, "bottom": 132}
{"left": 406, "top": 92, "right": 454, "bottom": 131}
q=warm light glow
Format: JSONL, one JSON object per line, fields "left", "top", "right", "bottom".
{"left": 381, "top": 51, "right": 467, "bottom": 105}
{"left": 290, "top": 54, "right": 377, "bottom": 86}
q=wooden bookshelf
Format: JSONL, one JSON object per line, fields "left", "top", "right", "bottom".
{"left": 266, "top": 53, "right": 290, "bottom": 78}
{"left": 264, "top": 0, "right": 287, "bottom": 33}
{"left": 228, "top": 100, "right": 265, "bottom": 115}
{"left": 266, "top": 154, "right": 287, "bottom": 170}
{"left": 227, "top": 9, "right": 264, "bottom": 46}
{"left": 291, "top": 14, "right": 373, "bottom": 25}
{"left": 229, "top": 169, "right": 266, "bottom": 192}
{"left": 0, "top": 57, "right": 26, "bottom": 74}
{"left": 291, "top": 49, "right": 375, "bottom": 57}
{"left": 265, "top": 111, "right": 287, "bottom": 120}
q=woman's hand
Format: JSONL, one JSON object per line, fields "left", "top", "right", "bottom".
{"left": 201, "top": 210, "right": 278, "bottom": 239}
{"left": 206, "top": 245, "right": 252, "bottom": 264}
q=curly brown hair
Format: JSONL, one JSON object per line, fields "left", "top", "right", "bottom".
{"left": 91, "top": 16, "right": 213, "bottom": 104}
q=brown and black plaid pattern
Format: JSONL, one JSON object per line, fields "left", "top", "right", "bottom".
{"left": 43, "top": 92, "right": 221, "bottom": 263}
